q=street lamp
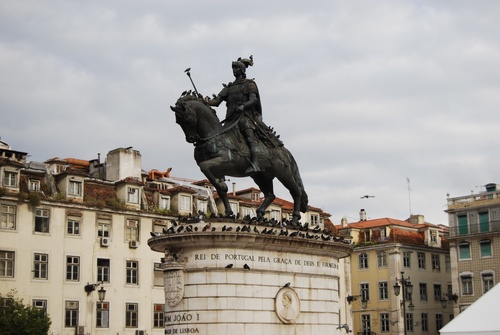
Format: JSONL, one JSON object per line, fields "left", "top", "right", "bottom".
{"left": 84, "top": 282, "right": 106, "bottom": 302}
{"left": 393, "top": 271, "right": 413, "bottom": 335}
{"left": 346, "top": 294, "right": 368, "bottom": 309}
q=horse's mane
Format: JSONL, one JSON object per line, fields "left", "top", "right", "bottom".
{"left": 175, "top": 92, "right": 208, "bottom": 105}
{"left": 175, "top": 91, "right": 219, "bottom": 120}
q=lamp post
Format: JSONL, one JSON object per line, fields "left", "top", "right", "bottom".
{"left": 393, "top": 272, "right": 413, "bottom": 335}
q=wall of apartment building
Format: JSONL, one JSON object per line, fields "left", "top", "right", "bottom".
{"left": 0, "top": 198, "right": 168, "bottom": 335}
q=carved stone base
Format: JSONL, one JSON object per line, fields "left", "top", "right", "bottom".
{"left": 149, "top": 221, "right": 352, "bottom": 335}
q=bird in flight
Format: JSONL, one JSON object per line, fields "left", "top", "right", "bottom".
{"left": 360, "top": 195, "right": 375, "bottom": 199}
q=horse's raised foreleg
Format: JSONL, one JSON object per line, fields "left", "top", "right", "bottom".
{"left": 251, "top": 173, "right": 275, "bottom": 220}
{"left": 198, "top": 161, "right": 233, "bottom": 217}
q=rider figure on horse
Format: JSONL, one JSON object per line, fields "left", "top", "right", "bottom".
{"left": 208, "top": 55, "right": 263, "bottom": 173}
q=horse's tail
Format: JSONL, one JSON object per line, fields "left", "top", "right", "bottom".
{"left": 286, "top": 148, "right": 309, "bottom": 213}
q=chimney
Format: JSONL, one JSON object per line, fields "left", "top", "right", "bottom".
{"left": 341, "top": 217, "right": 348, "bottom": 227}
{"left": 408, "top": 214, "right": 425, "bottom": 224}
{"left": 232, "top": 182, "right": 236, "bottom": 196}
{"left": 360, "top": 209, "right": 367, "bottom": 221}
{"left": 105, "top": 147, "right": 142, "bottom": 181}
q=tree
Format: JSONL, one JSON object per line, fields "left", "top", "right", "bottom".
{"left": 0, "top": 291, "right": 51, "bottom": 335}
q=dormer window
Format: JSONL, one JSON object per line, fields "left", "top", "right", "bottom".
{"left": 179, "top": 195, "right": 191, "bottom": 211}
{"left": 3, "top": 170, "right": 17, "bottom": 188}
{"left": 29, "top": 179, "right": 40, "bottom": 192}
{"left": 364, "top": 230, "right": 371, "bottom": 242}
{"left": 68, "top": 180, "right": 82, "bottom": 196}
{"left": 159, "top": 195, "right": 170, "bottom": 210}
{"left": 127, "top": 187, "right": 139, "bottom": 204}
{"left": 430, "top": 230, "right": 438, "bottom": 243}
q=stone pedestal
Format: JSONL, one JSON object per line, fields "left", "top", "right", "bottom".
{"left": 149, "top": 220, "right": 352, "bottom": 335}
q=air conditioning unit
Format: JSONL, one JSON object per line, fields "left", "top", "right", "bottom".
{"left": 135, "top": 330, "right": 145, "bottom": 335}
{"left": 100, "top": 237, "right": 110, "bottom": 247}
{"left": 129, "top": 240, "right": 138, "bottom": 248}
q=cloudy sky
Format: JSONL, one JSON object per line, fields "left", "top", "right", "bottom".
{"left": 2, "top": 0, "right": 500, "bottom": 225}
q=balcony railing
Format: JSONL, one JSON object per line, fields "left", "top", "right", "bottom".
{"left": 447, "top": 191, "right": 500, "bottom": 207}
{"left": 448, "top": 219, "right": 500, "bottom": 237}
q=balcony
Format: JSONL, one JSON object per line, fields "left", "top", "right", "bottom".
{"left": 448, "top": 219, "right": 500, "bottom": 237}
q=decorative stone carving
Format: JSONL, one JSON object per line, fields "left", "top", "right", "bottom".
{"left": 164, "top": 269, "right": 185, "bottom": 307}
{"left": 275, "top": 287, "right": 301, "bottom": 324}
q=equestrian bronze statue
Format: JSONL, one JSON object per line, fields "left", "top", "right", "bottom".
{"left": 171, "top": 57, "right": 308, "bottom": 223}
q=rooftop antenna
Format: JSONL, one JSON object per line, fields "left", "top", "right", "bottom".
{"left": 407, "top": 177, "right": 412, "bottom": 216}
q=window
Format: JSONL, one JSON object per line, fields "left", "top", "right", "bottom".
{"left": 405, "top": 313, "right": 414, "bottom": 332}
{"left": 403, "top": 251, "right": 411, "bottom": 268}
{"left": 270, "top": 209, "right": 280, "bottom": 221}
{"left": 360, "top": 283, "right": 369, "bottom": 302}
{"left": 125, "top": 303, "right": 138, "bottom": 328}
{"left": 480, "top": 240, "right": 492, "bottom": 258}
{"left": 154, "top": 263, "right": 163, "bottom": 286}
{"left": 479, "top": 212, "right": 490, "bottom": 233}
{"left": 126, "top": 260, "right": 139, "bottom": 285}
{"left": 34, "top": 208, "right": 50, "bottom": 233}
{"left": 196, "top": 200, "right": 208, "bottom": 213}
{"left": 461, "top": 275, "right": 473, "bottom": 295}
{"left": 66, "top": 256, "right": 80, "bottom": 281}
{"left": 380, "top": 313, "right": 389, "bottom": 333}
{"left": 434, "top": 284, "right": 442, "bottom": 301}
{"left": 33, "top": 299, "right": 47, "bottom": 314}
{"left": 482, "top": 273, "right": 494, "bottom": 293}
{"left": 65, "top": 301, "right": 79, "bottom": 327}
{"left": 445, "top": 255, "right": 451, "bottom": 272}
{"left": 68, "top": 180, "right": 82, "bottom": 196}
{"left": 96, "top": 302, "right": 109, "bottom": 328}
{"left": 459, "top": 242, "right": 471, "bottom": 260}
{"left": 1, "top": 204, "right": 16, "bottom": 229}
{"left": 432, "top": 254, "right": 440, "bottom": 271}
{"left": 380, "top": 227, "right": 388, "bottom": 240}
{"left": 97, "top": 258, "right": 110, "bottom": 283}
{"left": 241, "top": 207, "right": 255, "bottom": 219}
{"left": 310, "top": 214, "right": 319, "bottom": 225}
{"left": 378, "top": 281, "right": 388, "bottom": 300}
{"left": 458, "top": 214, "right": 468, "bottom": 235}
{"left": 126, "top": 219, "right": 139, "bottom": 241}
{"left": 359, "top": 253, "right": 368, "bottom": 269}
{"left": 97, "top": 218, "right": 111, "bottom": 238}
{"left": 229, "top": 202, "right": 239, "bottom": 216}
{"left": 364, "top": 230, "right": 371, "bottom": 242}
{"left": 3, "top": 171, "right": 17, "bottom": 188}
{"left": 33, "top": 253, "right": 48, "bottom": 280}
{"left": 377, "top": 251, "right": 387, "bottom": 268}
{"left": 127, "top": 187, "right": 139, "bottom": 204}
{"left": 430, "top": 230, "right": 438, "bottom": 243}
{"left": 417, "top": 252, "right": 426, "bottom": 269}
{"left": 421, "top": 313, "right": 429, "bottom": 332}
{"left": 29, "top": 179, "right": 40, "bottom": 191}
{"left": 419, "top": 283, "right": 427, "bottom": 301}
{"left": 160, "top": 196, "right": 171, "bottom": 210}
{"left": 436, "top": 313, "right": 443, "bottom": 332}
{"left": 361, "top": 314, "right": 371, "bottom": 334}
{"left": 153, "top": 304, "right": 165, "bottom": 328}
{"left": 0, "top": 251, "right": 15, "bottom": 277}
{"left": 67, "top": 217, "right": 80, "bottom": 235}
{"left": 179, "top": 195, "right": 191, "bottom": 211}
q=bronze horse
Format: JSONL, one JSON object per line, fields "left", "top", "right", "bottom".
{"left": 171, "top": 95, "right": 308, "bottom": 223}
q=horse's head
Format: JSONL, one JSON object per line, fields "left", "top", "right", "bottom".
{"left": 171, "top": 99, "right": 199, "bottom": 143}
{"left": 171, "top": 94, "right": 221, "bottom": 144}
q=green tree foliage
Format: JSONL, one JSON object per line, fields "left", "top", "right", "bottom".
{"left": 0, "top": 291, "right": 51, "bottom": 335}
